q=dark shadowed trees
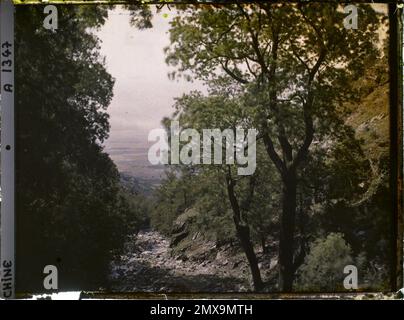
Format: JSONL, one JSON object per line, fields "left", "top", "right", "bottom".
{"left": 15, "top": 6, "right": 145, "bottom": 290}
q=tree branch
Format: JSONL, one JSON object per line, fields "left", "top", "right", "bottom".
{"left": 290, "top": 43, "right": 310, "bottom": 72}
{"left": 261, "top": 122, "right": 286, "bottom": 175}
{"left": 245, "top": 57, "right": 258, "bottom": 79}
{"left": 289, "top": 37, "right": 326, "bottom": 169}
{"left": 237, "top": 4, "right": 270, "bottom": 76}
{"left": 220, "top": 60, "right": 249, "bottom": 84}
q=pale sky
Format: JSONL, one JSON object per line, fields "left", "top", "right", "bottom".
{"left": 97, "top": 6, "right": 205, "bottom": 146}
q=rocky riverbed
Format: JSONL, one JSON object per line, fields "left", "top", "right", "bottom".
{"left": 109, "top": 230, "right": 278, "bottom": 292}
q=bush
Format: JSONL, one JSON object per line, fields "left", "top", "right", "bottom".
{"left": 296, "top": 233, "right": 353, "bottom": 291}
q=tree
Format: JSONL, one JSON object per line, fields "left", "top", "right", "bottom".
{"left": 165, "top": 3, "right": 383, "bottom": 291}
{"left": 164, "top": 91, "right": 277, "bottom": 291}
{"left": 15, "top": 6, "right": 143, "bottom": 290}
{"left": 150, "top": 168, "right": 198, "bottom": 235}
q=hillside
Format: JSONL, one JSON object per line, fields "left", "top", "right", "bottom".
{"left": 346, "top": 82, "right": 389, "bottom": 164}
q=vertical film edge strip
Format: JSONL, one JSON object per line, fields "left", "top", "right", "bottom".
{"left": 0, "top": 0, "right": 15, "bottom": 300}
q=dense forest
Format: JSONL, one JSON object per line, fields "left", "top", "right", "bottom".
{"left": 14, "top": 3, "right": 393, "bottom": 293}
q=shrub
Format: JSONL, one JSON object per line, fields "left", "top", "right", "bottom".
{"left": 296, "top": 233, "right": 353, "bottom": 291}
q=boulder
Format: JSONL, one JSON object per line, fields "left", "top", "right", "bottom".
{"left": 170, "top": 230, "right": 189, "bottom": 247}
{"left": 169, "top": 209, "right": 199, "bottom": 247}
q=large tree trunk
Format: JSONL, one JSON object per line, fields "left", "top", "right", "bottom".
{"left": 226, "top": 174, "right": 264, "bottom": 291}
{"left": 278, "top": 170, "right": 297, "bottom": 292}
{"left": 234, "top": 222, "right": 264, "bottom": 291}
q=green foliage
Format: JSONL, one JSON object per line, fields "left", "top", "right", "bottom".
{"left": 150, "top": 169, "right": 194, "bottom": 235}
{"left": 15, "top": 6, "right": 143, "bottom": 291}
{"left": 296, "top": 233, "right": 353, "bottom": 291}
{"left": 150, "top": 3, "right": 390, "bottom": 291}
{"left": 150, "top": 167, "right": 237, "bottom": 243}
{"left": 117, "top": 188, "right": 151, "bottom": 233}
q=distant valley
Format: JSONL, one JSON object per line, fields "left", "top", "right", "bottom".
{"left": 104, "top": 139, "right": 165, "bottom": 193}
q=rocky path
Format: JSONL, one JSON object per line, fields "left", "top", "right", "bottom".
{"left": 109, "top": 230, "right": 251, "bottom": 292}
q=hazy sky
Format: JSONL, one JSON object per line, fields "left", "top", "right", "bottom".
{"left": 97, "top": 7, "right": 205, "bottom": 147}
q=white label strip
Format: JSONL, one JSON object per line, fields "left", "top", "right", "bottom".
{"left": 0, "top": 0, "right": 15, "bottom": 299}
